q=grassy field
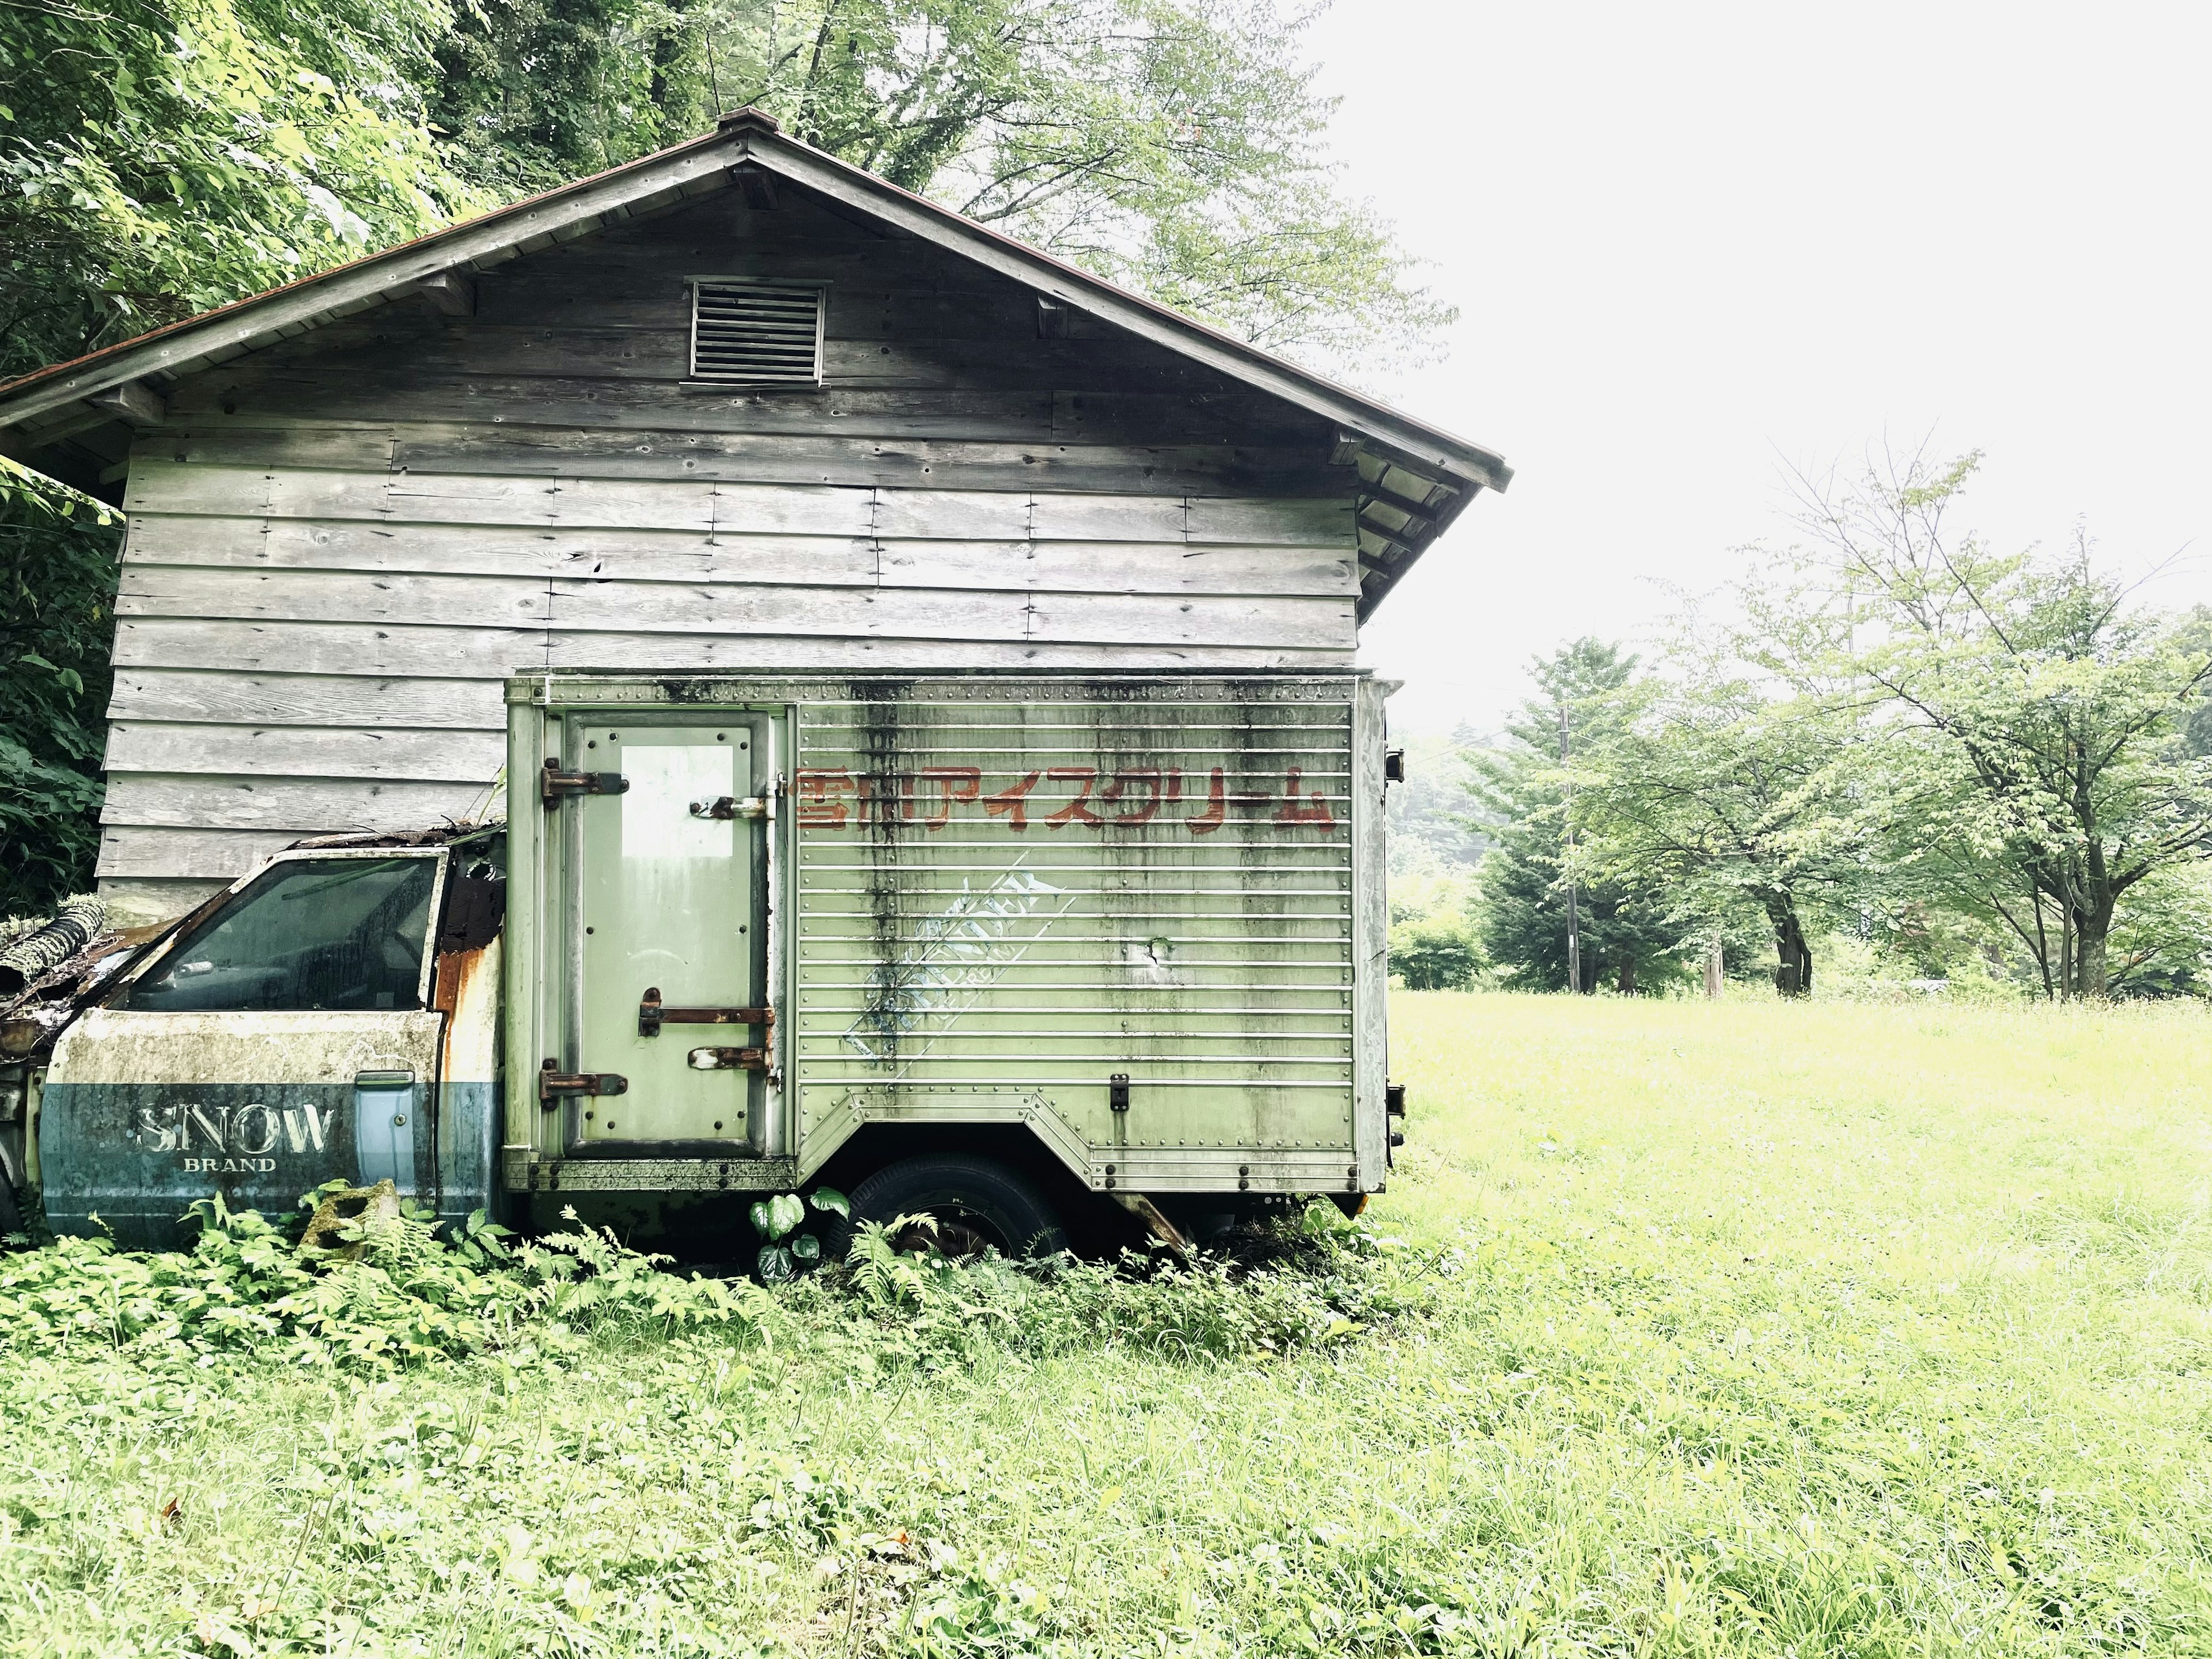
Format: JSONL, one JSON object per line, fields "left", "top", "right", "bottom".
{"left": 3, "top": 992, "right": 2211, "bottom": 1657}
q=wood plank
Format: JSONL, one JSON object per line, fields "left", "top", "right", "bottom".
{"left": 471, "top": 274, "right": 1041, "bottom": 339}
{"left": 164, "top": 374, "right": 1061, "bottom": 440}
{"left": 101, "top": 774, "right": 489, "bottom": 832}
{"left": 115, "top": 618, "right": 549, "bottom": 679}
{"left": 1029, "top": 495, "right": 1187, "bottom": 542}
{"left": 870, "top": 490, "right": 1030, "bottom": 540}
{"left": 97, "top": 827, "right": 301, "bottom": 880}
{"left": 876, "top": 541, "right": 1358, "bottom": 599}
{"left": 97, "top": 876, "right": 236, "bottom": 920}
{"left": 126, "top": 516, "right": 1354, "bottom": 597}
{"left": 108, "top": 667, "right": 505, "bottom": 728}
{"left": 1023, "top": 593, "right": 1353, "bottom": 652}
{"left": 134, "top": 422, "right": 1344, "bottom": 496}
{"left": 543, "top": 577, "right": 1036, "bottom": 638}
{"left": 117, "top": 566, "right": 557, "bottom": 629}
{"left": 240, "top": 315, "right": 1222, "bottom": 393}
{"left": 112, "top": 615, "right": 1346, "bottom": 679}
{"left": 541, "top": 632, "right": 1349, "bottom": 672}
{"left": 1187, "top": 498, "right": 1356, "bottom": 547}
{"left": 125, "top": 516, "right": 874, "bottom": 586}
{"left": 1050, "top": 391, "right": 1330, "bottom": 448}
{"left": 105, "top": 722, "right": 506, "bottom": 781}
{"left": 131, "top": 425, "right": 397, "bottom": 474}
{"left": 126, "top": 471, "right": 1340, "bottom": 552}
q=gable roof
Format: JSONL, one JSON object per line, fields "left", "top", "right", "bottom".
{"left": 0, "top": 108, "right": 1509, "bottom": 616}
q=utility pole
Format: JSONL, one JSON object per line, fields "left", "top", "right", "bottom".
{"left": 1558, "top": 699, "right": 1581, "bottom": 994}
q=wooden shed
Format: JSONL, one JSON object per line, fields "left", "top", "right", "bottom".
{"left": 0, "top": 109, "right": 1510, "bottom": 923}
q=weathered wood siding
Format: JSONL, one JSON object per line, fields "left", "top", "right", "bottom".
{"left": 101, "top": 188, "right": 1359, "bottom": 911}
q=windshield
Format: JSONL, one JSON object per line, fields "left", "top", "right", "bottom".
{"left": 124, "top": 855, "right": 439, "bottom": 1013}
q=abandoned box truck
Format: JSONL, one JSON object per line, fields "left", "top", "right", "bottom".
{"left": 0, "top": 108, "right": 1507, "bottom": 1252}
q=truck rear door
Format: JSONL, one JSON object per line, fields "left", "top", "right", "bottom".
{"left": 40, "top": 848, "right": 448, "bottom": 1248}
{"left": 550, "top": 718, "right": 772, "bottom": 1154}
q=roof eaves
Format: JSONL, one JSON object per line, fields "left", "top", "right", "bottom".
{"left": 0, "top": 107, "right": 1510, "bottom": 525}
{"left": 0, "top": 125, "right": 745, "bottom": 430}
{"left": 725, "top": 128, "right": 1512, "bottom": 497}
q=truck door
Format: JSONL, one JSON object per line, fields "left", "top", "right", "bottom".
{"left": 40, "top": 848, "right": 449, "bottom": 1249}
{"left": 556, "top": 719, "right": 770, "bottom": 1152}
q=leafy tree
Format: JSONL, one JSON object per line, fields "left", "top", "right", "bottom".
{"left": 1389, "top": 913, "right": 1480, "bottom": 991}
{"left": 0, "top": 0, "right": 479, "bottom": 379}
{"left": 2, "top": 0, "right": 483, "bottom": 909}
{"left": 429, "top": 0, "right": 1455, "bottom": 377}
{"left": 0, "top": 488, "right": 120, "bottom": 914}
{"left": 1777, "top": 450, "right": 2212, "bottom": 999}
{"left": 1469, "top": 640, "right": 1685, "bottom": 994}
{"left": 1581, "top": 659, "right": 1870, "bottom": 998}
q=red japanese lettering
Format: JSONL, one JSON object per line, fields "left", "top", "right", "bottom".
{"left": 983, "top": 770, "right": 1043, "bottom": 830}
{"left": 794, "top": 767, "right": 853, "bottom": 830}
{"left": 1274, "top": 766, "right": 1336, "bottom": 833}
{"left": 1044, "top": 767, "right": 1103, "bottom": 828}
{"left": 1185, "top": 767, "right": 1226, "bottom": 835}
{"left": 1102, "top": 768, "right": 1164, "bottom": 827}
{"left": 903, "top": 766, "right": 981, "bottom": 830}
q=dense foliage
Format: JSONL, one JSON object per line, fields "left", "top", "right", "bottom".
{"left": 0, "top": 490, "right": 119, "bottom": 915}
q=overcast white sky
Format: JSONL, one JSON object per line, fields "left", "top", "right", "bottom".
{"left": 1308, "top": 1, "right": 2212, "bottom": 733}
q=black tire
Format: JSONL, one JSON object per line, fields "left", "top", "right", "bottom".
{"left": 828, "top": 1154, "right": 1067, "bottom": 1260}
{"left": 0, "top": 1176, "right": 24, "bottom": 1244}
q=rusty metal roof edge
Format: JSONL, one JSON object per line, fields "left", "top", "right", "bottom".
{"left": 0, "top": 108, "right": 1510, "bottom": 503}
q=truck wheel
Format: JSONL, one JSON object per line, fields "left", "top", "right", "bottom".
{"left": 832, "top": 1154, "right": 1066, "bottom": 1260}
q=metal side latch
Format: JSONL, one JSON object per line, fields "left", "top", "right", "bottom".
{"left": 688, "top": 795, "right": 768, "bottom": 820}
{"left": 540, "top": 758, "right": 629, "bottom": 805}
{"left": 539, "top": 1059, "right": 628, "bottom": 1105}
{"left": 639, "top": 987, "right": 774, "bottom": 1040}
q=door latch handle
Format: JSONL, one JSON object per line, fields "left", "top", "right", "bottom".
{"left": 688, "top": 1046, "right": 768, "bottom": 1071}
{"left": 540, "top": 759, "right": 629, "bottom": 805}
{"left": 354, "top": 1069, "right": 415, "bottom": 1089}
{"left": 688, "top": 795, "right": 767, "bottom": 820}
{"left": 538, "top": 1059, "right": 628, "bottom": 1105}
{"left": 639, "top": 987, "right": 774, "bottom": 1039}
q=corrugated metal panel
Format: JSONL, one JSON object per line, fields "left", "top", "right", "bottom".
{"left": 790, "top": 680, "right": 1355, "bottom": 1154}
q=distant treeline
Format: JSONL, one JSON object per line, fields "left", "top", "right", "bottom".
{"left": 1391, "top": 448, "right": 2212, "bottom": 1001}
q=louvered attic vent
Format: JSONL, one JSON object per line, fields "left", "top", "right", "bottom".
{"left": 690, "top": 281, "right": 825, "bottom": 383}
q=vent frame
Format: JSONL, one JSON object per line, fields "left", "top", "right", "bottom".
{"left": 687, "top": 278, "right": 828, "bottom": 386}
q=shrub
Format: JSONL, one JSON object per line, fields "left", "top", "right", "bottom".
{"left": 0, "top": 1193, "right": 766, "bottom": 1372}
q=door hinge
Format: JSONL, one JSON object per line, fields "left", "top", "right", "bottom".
{"left": 539, "top": 1059, "right": 628, "bottom": 1104}
{"left": 1109, "top": 1073, "right": 1130, "bottom": 1112}
{"left": 1384, "top": 748, "right": 1406, "bottom": 784}
{"left": 639, "top": 987, "right": 774, "bottom": 1039}
{"left": 540, "top": 758, "right": 629, "bottom": 805}
{"left": 688, "top": 1046, "right": 769, "bottom": 1071}
{"left": 688, "top": 794, "right": 768, "bottom": 820}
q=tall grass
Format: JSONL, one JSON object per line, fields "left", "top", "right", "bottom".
{"left": 0, "top": 993, "right": 2206, "bottom": 1656}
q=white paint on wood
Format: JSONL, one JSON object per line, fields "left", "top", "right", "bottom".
{"left": 113, "top": 616, "right": 1344, "bottom": 679}
{"left": 124, "top": 516, "right": 1355, "bottom": 597}
{"left": 97, "top": 826, "right": 301, "bottom": 878}
{"left": 102, "top": 774, "right": 490, "bottom": 832}
{"left": 105, "top": 721, "right": 505, "bottom": 781}
{"left": 108, "top": 667, "right": 505, "bottom": 728}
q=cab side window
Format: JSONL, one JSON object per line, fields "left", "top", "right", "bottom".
{"left": 124, "top": 856, "right": 438, "bottom": 1013}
